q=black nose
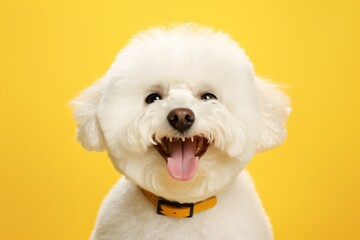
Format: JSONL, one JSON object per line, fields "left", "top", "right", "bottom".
{"left": 167, "top": 108, "right": 195, "bottom": 133}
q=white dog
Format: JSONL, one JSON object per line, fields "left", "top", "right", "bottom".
{"left": 71, "top": 24, "right": 290, "bottom": 240}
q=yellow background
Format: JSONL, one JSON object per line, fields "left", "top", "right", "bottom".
{"left": 1, "top": 0, "right": 359, "bottom": 239}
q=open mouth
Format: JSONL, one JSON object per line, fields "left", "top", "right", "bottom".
{"left": 154, "top": 136, "right": 210, "bottom": 181}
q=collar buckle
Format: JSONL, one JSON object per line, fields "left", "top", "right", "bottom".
{"left": 141, "top": 188, "right": 217, "bottom": 218}
{"left": 157, "top": 199, "right": 194, "bottom": 218}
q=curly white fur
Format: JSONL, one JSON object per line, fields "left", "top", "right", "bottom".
{"left": 71, "top": 23, "right": 290, "bottom": 240}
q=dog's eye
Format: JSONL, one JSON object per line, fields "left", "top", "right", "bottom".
{"left": 201, "top": 93, "right": 217, "bottom": 101}
{"left": 145, "top": 93, "right": 162, "bottom": 104}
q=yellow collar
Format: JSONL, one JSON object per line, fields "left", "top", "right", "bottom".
{"left": 141, "top": 188, "right": 217, "bottom": 218}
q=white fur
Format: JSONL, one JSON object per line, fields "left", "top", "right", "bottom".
{"left": 71, "top": 23, "right": 290, "bottom": 240}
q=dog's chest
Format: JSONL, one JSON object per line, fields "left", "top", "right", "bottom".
{"left": 90, "top": 172, "right": 273, "bottom": 240}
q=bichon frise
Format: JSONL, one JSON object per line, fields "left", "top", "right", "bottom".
{"left": 71, "top": 24, "right": 290, "bottom": 240}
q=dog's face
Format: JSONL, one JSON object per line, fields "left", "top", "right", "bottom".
{"left": 72, "top": 25, "right": 290, "bottom": 203}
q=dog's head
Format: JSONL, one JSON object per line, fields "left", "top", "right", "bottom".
{"left": 71, "top": 24, "right": 290, "bottom": 203}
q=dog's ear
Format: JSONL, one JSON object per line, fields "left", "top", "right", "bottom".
{"left": 70, "top": 78, "right": 106, "bottom": 152}
{"left": 255, "top": 76, "right": 291, "bottom": 152}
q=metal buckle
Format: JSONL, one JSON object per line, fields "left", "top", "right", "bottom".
{"left": 157, "top": 199, "right": 194, "bottom": 218}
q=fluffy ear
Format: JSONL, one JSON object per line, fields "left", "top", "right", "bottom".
{"left": 70, "top": 78, "right": 106, "bottom": 152}
{"left": 255, "top": 76, "right": 291, "bottom": 152}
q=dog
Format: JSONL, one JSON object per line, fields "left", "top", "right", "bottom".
{"left": 71, "top": 24, "right": 290, "bottom": 240}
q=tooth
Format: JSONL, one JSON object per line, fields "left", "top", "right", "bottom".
{"left": 151, "top": 138, "right": 158, "bottom": 145}
{"left": 182, "top": 136, "right": 185, "bottom": 142}
{"left": 191, "top": 136, "right": 194, "bottom": 142}
{"left": 153, "top": 139, "right": 158, "bottom": 145}
{"left": 169, "top": 137, "right": 172, "bottom": 142}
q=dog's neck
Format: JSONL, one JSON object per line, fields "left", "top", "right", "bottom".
{"left": 141, "top": 188, "right": 217, "bottom": 218}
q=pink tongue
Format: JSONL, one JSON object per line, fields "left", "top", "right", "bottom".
{"left": 167, "top": 139, "right": 199, "bottom": 181}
